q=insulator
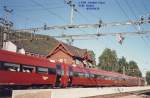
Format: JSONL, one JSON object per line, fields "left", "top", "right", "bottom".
{"left": 148, "top": 15, "right": 150, "bottom": 23}
{"left": 116, "top": 34, "right": 124, "bottom": 45}
{"left": 72, "top": 4, "right": 75, "bottom": 7}
{"left": 44, "top": 24, "right": 47, "bottom": 30}
{"left": 96, "top": 33, "right": 101, "bottom": 36}
{"left": 74, "top": 9, "right": 78, "bottom": 12}
{"left": 140, "top": 16, "right": 144, "bottom": 24}
{"left": 98, "top": 20, "right": 102, "bottom": 28}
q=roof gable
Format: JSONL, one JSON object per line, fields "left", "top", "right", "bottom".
{"left": 47, "top": 43, "right": 73, "bottom": 58}
{"left": 47, "top": 42, "right": 95, "bottom": 62}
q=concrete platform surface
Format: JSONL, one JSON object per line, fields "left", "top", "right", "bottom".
{"left": 12, "top": 89, "right": 51, "bottom": 98}
{"left": 118, "top": 95, "right": 145, "bottom": 98}
{"left": 12, "top": 86, "right": 150, "bottom": 98}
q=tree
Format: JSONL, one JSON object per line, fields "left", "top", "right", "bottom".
{"left": 87, "top": 50, "right": 96, "bottom": 64}
{"left": 87, "top": 50, "right": 96, "bottom": 68}
{"left": 98, "top": 48, "right": 118, "bottom": 71}
{"left": 97, "top": 48, "right": 142, "bottom": 77}
{"left": 127, "top": 61, "right": 142, "bottom": 77}
{"left": 146, "top": 71, "right": 150, "bottom": 85}
{"left": 118, "top": 56, "right": 128, "bottom": 74}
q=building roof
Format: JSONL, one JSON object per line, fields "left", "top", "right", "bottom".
{"left": 47, "top": 42, "right": 95, "bottom": 62}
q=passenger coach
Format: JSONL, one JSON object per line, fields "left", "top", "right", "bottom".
{"left": 0, "top": 50, "right": 144, "bottom": 90}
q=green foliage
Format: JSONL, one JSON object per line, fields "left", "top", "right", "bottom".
{"left": 98, "top": 48, "right": 118, "bottom": 71}
{"left": 87, "top": 50, "right": 96, "bottom": 65}
{"left": 127, "top": 61, "right": 142, "bottom": 77}
{"left": 118, "top": 56, "right": 128, "bottom": 74}
{"left": 146, "top": 71, "right": 150, "bottom": 85}
{"left": 98, "top": 48, "right": 142, "bottom": 77}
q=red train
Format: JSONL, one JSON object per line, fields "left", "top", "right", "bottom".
{"left": 0, "top": 50, "right": 144, "bottom": 89}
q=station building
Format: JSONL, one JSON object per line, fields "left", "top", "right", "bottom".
{"left": 46, "top": 42, "right": 95, "bottom": 68}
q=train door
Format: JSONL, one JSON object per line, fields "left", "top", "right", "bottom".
{"left": 68, "top": 66, "right": 73, "bottom": 87}
{"left": 55, "top": 64, "right": 62, "bottom": 87}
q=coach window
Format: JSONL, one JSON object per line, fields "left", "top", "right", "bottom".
{"left": 111, "top": 77, "right": 116, "bottom": 80}
{"left": 96, "top": 75, "right": 99, "bottom": 79}
{"left": 0, "top": 62, "right": 3, "bottom": 70}
{"left": 78, "top": 72, "right": 85, "bottom": 77}
{"left": 90, "top": 74, "right": 95, "bottom": 78}
{"left": 93, "top": 74, "right": 98, "bottom": 78}
{"left": 109, "top": 77, "right": 112, "bottom": 80}
{"left": 22, "top": 65, "right": 35, "bottom": 73}
{"left": 100, "top": 75, "right": 105, "bottom": 79}
{"left": 73, "top": 72, "right": 79, "bottom": 77}
{"left": 37, "top": 67, "right": 48, "bottom": 74}
{"left": 48, "top": 68, "right": 56, "bottom": 74}
{"left": 3, "top": 62, "right": 20, "bottom": 72}
{"left": 85, "top": 73, "right": 89, "bottom": 78}
{"left": 104, "top": 76, "right": 110, "bottom": 80}
{"left": 96, "top": 75, "right": 101, "bottom": 79}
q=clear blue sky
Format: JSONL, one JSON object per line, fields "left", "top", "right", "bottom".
{"left": 0, "top": 0, "right": 150, "bottom": 76}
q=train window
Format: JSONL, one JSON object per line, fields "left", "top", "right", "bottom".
{"left": 104, "top": 76, "right": 107, "bottom": 80}
{"left": 111, "top": 77, "right": 116, "bottom": 80}
{"left": 94, "top": 74, "right": 98, "bottom": 78}
{"left": 69, "top": 71, "right": 73, "bottom": 76}
{"left": 48, "top": 68, "right": 56, "bottom": 74}
{"left": 22, "top": 65, "right": 35, "bottom": 73}
{"left": 118, "top": 77, "right": 122, "bottom": 80}
{"left": 106, "top": 76, "right": 112, "bottom": 80}
{"left": 96, "top": 75, "right": 102, "bottom": 79}
{"left": 123, "top": 78, "right": 126, "bottom": 81}
{"left": 103, "top": 76, "right": 111, "bottom": 80}
{"left": 73, "top": 72, "right": 79, "bottom": 77}
{"left": 37, "top": 67, "right": 48, "bottom": 74}
{"left": 3, "top": 62, "right": 20, "bottom": 72}
{"left": 0, "top": 62, "right": 3, "bottom": 70}
{"left": 101, "top": 75, "right": 105, "bottom": 79}
{"left": 85, "top": 73, "right": 90, "bottom": 78}
{"left": 90, "top": 74, "right": 95, "bottom": 78}
{"left": 78, "top": 72, "right": 85, "bottom": 77}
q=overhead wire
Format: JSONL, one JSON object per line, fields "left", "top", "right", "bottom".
{"left": 28, "top": 0, "right": 71, "bottom": 43}
{"left": 76, "top": 10, "right": 90, "bottom": 23}
{"left": 113, "top": 0, "right": 131, "bottom": 21}
{"left": 141, "top": 36, "right": 150, "bottom": 48}
{"left": 30, "top": 0, "right": 67, "bottom": 23}
{"left": 63, "top": 0, "right": 92, "bottom": 43}
{"left": 132, "top": 2, "right": 140, "bottom": 15}
{"left": 113, "top": 0, "right": 150, "bottom": 67}
{"left": 8, "top": 5, "right": 66, "bottom": 11}
{"left": 123, "top": 0, "right": 138, "bottom": 20}
{"left": 140, "top": 0, "right": 149, "bottom": 14}
{"left": 139, "top": 0, "right": 150, "bottom": 42}
{"left": 131, "top": 0, "right": 150, "bottom": 48}
{"left": 113, "top": 0, "right": 140, "bottom": 36}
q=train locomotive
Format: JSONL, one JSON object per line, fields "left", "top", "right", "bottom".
{"left": 0, "top": 50, "right": 144, "bottom": 90}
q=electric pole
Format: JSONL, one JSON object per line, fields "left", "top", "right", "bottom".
{"left": 1, "top": 6, "right": 13, "bottom": 49}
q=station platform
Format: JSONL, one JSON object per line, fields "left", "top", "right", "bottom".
{"left": 12, "top": 86, "right": 150, "bottom": 98}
